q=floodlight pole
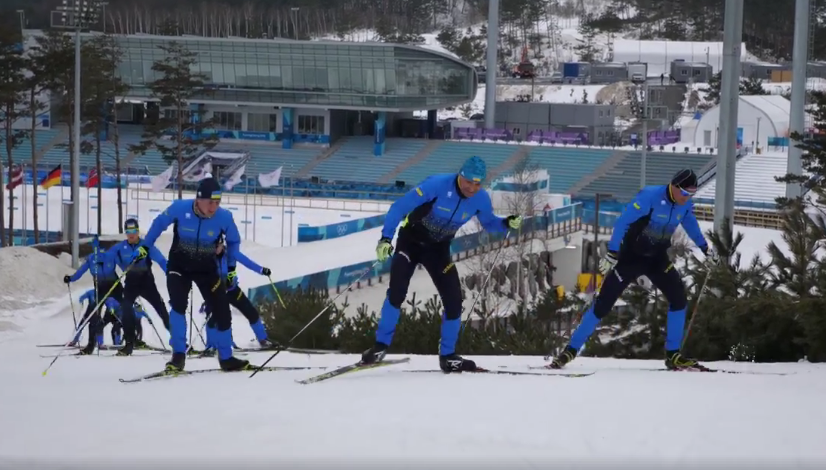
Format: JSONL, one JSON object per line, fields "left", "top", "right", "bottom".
{"left": 786, "top": 0, "right": 810, "bottom": 200}
{"left": 484, "top": 0, "right": 499, "bottom": 129}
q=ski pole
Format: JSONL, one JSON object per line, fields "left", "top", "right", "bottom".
{"left": 67, "top": 285, "right": 78, "bottom": 331}
{"left": 250, "top": 259, "right": 382, "bottom": 378}
{"left": 43, "top": 263, "right": 135, "bottom": 376}
{"left": 681, "top": 268, "right": 712, "bottom": 351}
{"left": 460, "top": 230, "right": 511, "bottom": 334}
{"left": 266, "top": 275, "right": 287, "bottom": 309}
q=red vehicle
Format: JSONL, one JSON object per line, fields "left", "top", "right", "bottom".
{"left": 512, "top": 45, "right": 536, "bottom": 79}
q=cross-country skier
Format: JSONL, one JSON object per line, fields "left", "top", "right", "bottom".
{"left": 361, "top": 156, "right": 523, "bottom": 372}
{"left": 75, "top": 290, "right": 151, "bottom": 352}
{"left": 138, "top": 177, "right": 250, "bottom": 372}
{"left": 548, "top": 169, "right": 720, "bottom": 371}
{"left": 74, "top": 288, "right": 122, "bottom": 352}
{"left": 200, "top": 242, "right": 278, "bottom": 356}
{"left": 64, "top": 246, "right": 122, "bottom": 354}
{"left": 107, "top": 218, "right": 170, "bottom": 356}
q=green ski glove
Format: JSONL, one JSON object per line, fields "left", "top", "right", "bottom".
{"left": 376, "top": 237, "right": 394, "bottom": 262}
{"left": 505, "top": 215, "right": 523, "bottom": 230}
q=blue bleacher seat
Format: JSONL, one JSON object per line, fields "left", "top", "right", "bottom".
{"left": 396, "top": 142, "right": 518, "bottom": 184}
{"left": 311, "top": 137, "right": 426, "bottom": 182}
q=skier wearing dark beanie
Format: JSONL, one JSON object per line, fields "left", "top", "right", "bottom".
{"left": 549, "top": 168, "right": 721, "bottom": 371}
{"left": 136, "top": 176, "right": 252, "bottom": 373}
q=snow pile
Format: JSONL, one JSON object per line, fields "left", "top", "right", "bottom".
{"left": 0, "top": 247, "right": 75, "bottom": 310}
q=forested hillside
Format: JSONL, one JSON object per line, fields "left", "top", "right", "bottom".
{"left": 2, "top": 0, "right": 825, "bottom": 62}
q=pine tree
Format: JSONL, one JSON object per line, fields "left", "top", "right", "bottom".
{"left": 79, "top": 34, "right": 129, "bottom": 235}
{"left": 574, "top": 16, "right": 599, "bottom": 62}
{"left": 131, "top": 42, "right": 217, "bottom": 199}
{"left": 0, "top": 27, "right": 28, "bottom": 246}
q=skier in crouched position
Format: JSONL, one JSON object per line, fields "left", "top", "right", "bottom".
{"left": 200, "top": 242, "right": 279, "bottom": 356}
{"left": 549, "top": 169, "right": 720, "bottom": 371}
{"left": 137, "top": 177, "right": 250, "bottom": 372}
{"left": 64, "top": 247, "right": 122, "bottom": 353}
{"left": 77, "top": 289, "right": 152, "bottom": 351}
{"left": 361, "top": 156, "right": 523, "bottom": 373}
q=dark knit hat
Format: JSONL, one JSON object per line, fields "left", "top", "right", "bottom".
{"left": 196, "top": 177, "right": 222, "bottom": 200}
{"left": 671, "top": 169, "right": 698, "bottom": 189}
{"left": 124, "top": 218, "right": 139, "bottom": 233}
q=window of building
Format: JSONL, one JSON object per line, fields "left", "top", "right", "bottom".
{"left": 607, "top": 70, "right": 614, "bottom": 76}
{"left": 248, "top": 113, "right": 278, "bottom": 132}
{"left": 599, "top": 110, "right": 604, "bottom": 117}
{"left": 681, "top": 69, "right": 688, "bottom": 75}
{"left": 693, "top": 69, "right": 701, "bottom": 76}
{"left": 214, "top": 111, "right": 242, "bottom": 130}
{"left": 595, "top": 70, "right": 603, "bottom": 75}
{"left": 163, "top": 109, "right": 191, "bottom": 122}
{"left": 298, "top": 115, "right": 325, "bottom": 134}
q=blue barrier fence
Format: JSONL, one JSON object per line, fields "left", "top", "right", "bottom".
{"left": 297, "top": 214, "right": 387, "bottom": 242}
{"left": 248, "top": 204, "right": 583, "bottom": 305}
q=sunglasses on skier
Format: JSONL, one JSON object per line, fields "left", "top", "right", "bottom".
{"left": 677, "top": 186, "right": 697, "bottom": 197}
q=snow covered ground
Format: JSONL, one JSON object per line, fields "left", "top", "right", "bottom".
{"left": 2, "top": 306, "right": 825, "bottom": 465}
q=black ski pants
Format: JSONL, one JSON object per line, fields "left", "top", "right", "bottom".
{"left": 206, "top": 286, "right": 260, "bottom": 328}
{"left": 167, "top": 268, "right": 232, "bottom": 331}
{"left": 386, "top": 233, "right": 463, "bottom": 320}
{"left": 120, "top": 273, "right": 169, "bottom": 345}
{"left": 83, "top": 279, "right": 123, "bottom": 346}
{"left": 592, "top": 253, "right": 687, "bottom": 319}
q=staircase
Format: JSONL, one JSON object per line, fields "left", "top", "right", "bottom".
{"left": 487, "top": 145, "right": 531, "bottom": 181}
{"left": 294, "top": 138, "right": 348, "bottom": 178}
{"left": 377, "top": 140, "right": 441, "bottom": 184}
{"left": 567, "top": 150, "right": 629, "bottom": 194}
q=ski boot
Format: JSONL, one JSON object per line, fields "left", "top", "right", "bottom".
{"left": 361, "top": 342, "right": 388, "bottom": 365}
{"left": 439, "top": 353, "right": 477, "bottom": 373}
{"left": 165, "top": 352, "right": 186, "bottom": 372}
{"left": 258, "top": 338, "right": 281, "bottom": 350}
{"left": 134, "top": 339, "right": 150, "bottom": 351}
{"left": 219, "top": 356, "right": 253, "bottom": 372}
{"left": 116, "top": 342, "right": 134, "bottom": 356}
{"left": 548, "top": 346, "right": 578, "bottom": 369}
{"left": 665, "top": 350, "right": 707, "bottom": 371}
{"left": 78, "top": 343, "right": 97, "bottom": 355}
{"left": 198, "top": 348, "right": 216, "bottom": 358}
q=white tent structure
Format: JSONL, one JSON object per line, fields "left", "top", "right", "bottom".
{"left": 689, "top": 95, "right": 797, "bottom": 150}
{"left": 611, "top": 40, "right": 749, "bottom": 77}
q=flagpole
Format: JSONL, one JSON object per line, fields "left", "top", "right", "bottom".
{"left": 86, "top": 167, "right": 90, "bottom": 235}
{"left": 45, "top": 166, "right": 50, "bottom": 242}
{"left": 244, "top": 176, "right": 249, "bottom": 240}
{"left": 23, "top": 165, "right": 27, "bottom": 243}
{"left": 289, "top": 170, "right": 294, "bottom": 246}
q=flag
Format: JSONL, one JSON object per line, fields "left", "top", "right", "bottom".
{"left": 6, "top": 165, "right": 23, "bottom": 191}
{"left": 224, "top": 164, "right": 246, "bottom": 191}
{"left": 40, "top": 164, "right": 62, "bottom": 190}
{"left": 151, "top": 165, "right": 174, "bottom": 193}
{"left": 258, "top": 167, "right": 283, "bottom": 188}
{"left": 85, "top": 168, "right": 100, "bottom": 189}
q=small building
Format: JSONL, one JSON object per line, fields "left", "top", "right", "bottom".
{"left": 806, "top": 62, "right": 826, "bottom": 79}
{"left": 494, "top": 101, "right": 617, "bottom": 145}
{"left": 670, "top": 60, "right": 713, "bottom": 84}
{"left": 590, "top": 63, "right": 629, "bottom": 84}
{"left": 741, "top": 61, "right": 790, "bottom": 80}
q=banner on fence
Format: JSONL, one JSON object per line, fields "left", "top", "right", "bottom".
{"left": 297, "top": 214, "right": 387, "bottom": 242}
{"left": 248, "top": 204, "right": 582, "bottom": 305}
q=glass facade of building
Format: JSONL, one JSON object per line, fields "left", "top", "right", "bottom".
{"left": 109, "top": 36, "right": 476, "bottom": 111}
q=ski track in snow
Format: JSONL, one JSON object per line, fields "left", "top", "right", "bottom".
{"left": 1, "top": 306, "right": 826, "bottom": 466}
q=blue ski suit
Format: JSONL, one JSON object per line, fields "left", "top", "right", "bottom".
{"left": 203, "top": 249, "right": 269, "bottom": 350}
{"left": 141, "top": 199, "right": 242, "bottom": 359}
{"left": 376, "top": 173, "right": 508, "bottom": 356}
{"left": 569, "top": 185, "right": 710, "bottom": 353}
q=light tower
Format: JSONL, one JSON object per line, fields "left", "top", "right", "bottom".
{"left": 50, "top": 0, "right": 102, "bottom": 268}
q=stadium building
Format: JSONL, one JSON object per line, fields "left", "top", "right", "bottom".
{"left": 108, "top": 34, "right": 477, "bottom": 155}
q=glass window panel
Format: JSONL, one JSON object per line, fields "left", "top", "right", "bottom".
{"left": 315, "top": 68, "right": 328, "bottom": 90}
{"left": 350, "top": 68, "right": 363, "bottom": 92}
{"left": 281, "top": 66, "right": 292, "bottom": 88}
{"left": 364, "top": 68, "right": 374, "bottom": 94}
{"left": 223, "top": 63, "right": 236, "bottom": 84}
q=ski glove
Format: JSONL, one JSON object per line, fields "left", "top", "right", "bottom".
{"left": 376, "top": 237, "right": 394, "bottom": 262}
{"left": 227, "top": 270, "right": 238, "bottom": 283}
{"left": 599, "top": 251, "right": 619, "bottom": 276}
{"left": 702, "top": 245, "right": 721, "bottom": 266}
{"left": 504, "top": 215, "right": 523, "bottom": 230}
{"left": 63, "top": 275, "right": 71, "bottom": 284}
{"left": 261, "top": 267, "right": 272, "bottom": 276}
{"left": 131, "top": 246, "right": 148, "bottom": 263}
